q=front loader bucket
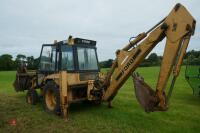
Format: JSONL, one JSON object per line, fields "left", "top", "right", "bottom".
{"left": 13, "top": 66, "right": 36, "bottom": 92}
{"left": 132, "top": 73, "right": 159, "bottom": 112}
{"left": 13, "top": 73, "right": 32, "bottom": 92}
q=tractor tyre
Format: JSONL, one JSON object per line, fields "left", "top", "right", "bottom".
{"left": 43, "top": 81, "right": 61, "bottom": 115}
{"left": 26, "top": 89, "right": 38, "bottom": 105}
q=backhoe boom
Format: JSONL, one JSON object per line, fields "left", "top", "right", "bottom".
{"left": 100, "top": 3, "right": 196, "bottom": 111}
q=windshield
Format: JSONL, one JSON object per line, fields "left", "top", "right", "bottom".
{"left": 77, "top": 47, "right": 98, "bottom": 70}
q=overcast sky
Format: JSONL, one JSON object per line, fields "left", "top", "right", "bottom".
{"left": 0, "top": 0, "right": 199, "bottom": 61}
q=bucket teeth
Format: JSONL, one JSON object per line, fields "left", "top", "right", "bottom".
{"left": 132, "top": 72, "right": 159, "bottom": 112}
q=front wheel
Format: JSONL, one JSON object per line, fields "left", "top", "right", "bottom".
{"left": 43, "top": 81, "right": 61, "bottom": 115}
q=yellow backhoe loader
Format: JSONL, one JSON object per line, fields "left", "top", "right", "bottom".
{"left": 13, "top": 3, "right": 196, "bottom": 118}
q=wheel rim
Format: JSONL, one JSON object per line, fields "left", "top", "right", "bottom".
{"left": 45, "top": 89, "right": 56, "bottom": 111}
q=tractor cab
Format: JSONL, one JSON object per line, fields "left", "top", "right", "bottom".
{"left": 36, "top": 36, "right": 101, "bottom": 93}
{"left": 38, "top": 37, "right": 99, "bottom": 74}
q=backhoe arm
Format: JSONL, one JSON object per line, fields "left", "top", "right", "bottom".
{"left": 100, "top": 3, "right": 196, "bottom": 111}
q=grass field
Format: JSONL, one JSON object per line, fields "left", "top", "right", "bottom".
{"left": 0, "top": 67, "right": 200, "bottom": 133}
{"left": 185, "top": 65, "right": 200, "bottom": 95}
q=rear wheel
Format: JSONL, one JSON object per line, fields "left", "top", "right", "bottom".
{"left": 26, "top": 89, "right": 38, "bottom": 105}
{"left": 43, "top": 81, "right": 61, "bottom": 115}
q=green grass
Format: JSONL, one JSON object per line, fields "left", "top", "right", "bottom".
{"left": 185, "top": 65, "right": 200, "bottom": 95}
{"left": 0, "top": 67, "right": 200, "bottom": 133}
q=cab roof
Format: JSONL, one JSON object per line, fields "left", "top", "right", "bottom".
{"left": 54, "top": 37, "right": 96, "bottom": 46}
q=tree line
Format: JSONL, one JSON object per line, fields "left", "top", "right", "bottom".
{"left": 99, "top": 50, "right": 200, "bottom": 68}
{"left": 0, "top": 50, "right": 199, "bottom": 70}
{"left": 99, "top": 53, "right": 162, "bottom": 68}
{"left": 0, "top": 54, "right": 39, "bottom": 71}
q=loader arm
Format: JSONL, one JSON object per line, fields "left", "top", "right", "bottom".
{"left": 100, "top": 3, "right": 196, "bottom": 111}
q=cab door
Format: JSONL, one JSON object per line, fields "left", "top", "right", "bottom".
{"left": 37, "top": 45, "right": 57, "bottom": 86}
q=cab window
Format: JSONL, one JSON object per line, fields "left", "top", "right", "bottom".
{"left": 61, "top": 45, "right": 74, "bottom": 70}
{"left": 77, "top": 47, "right": 98, "bottom": 70}
{"left": 39, "top": 46, "right": 56, "bottom": 71}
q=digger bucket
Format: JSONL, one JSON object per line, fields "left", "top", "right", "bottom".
{"left": 132, "top": 73, "right": 160, "bottom": 112}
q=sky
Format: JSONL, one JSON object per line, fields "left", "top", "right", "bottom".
{"left": 0, "top": 0, "right": 199, "bottom": 61}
